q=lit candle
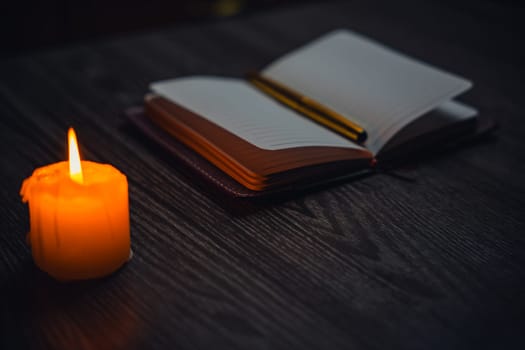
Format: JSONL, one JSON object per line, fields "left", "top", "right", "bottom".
{"left": 20, "top": 128, "right": 131, "bottom": 281}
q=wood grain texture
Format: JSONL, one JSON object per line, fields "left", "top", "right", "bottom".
{"left": 1, "top": 1, "right": 524, "bottom": 349}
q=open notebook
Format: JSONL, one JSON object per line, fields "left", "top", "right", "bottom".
{"left": 131, "top": 30, "right": 491, "bottom": 194}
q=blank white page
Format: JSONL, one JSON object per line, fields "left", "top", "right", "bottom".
{"left": 262, "top": 29, "right": 472, "bottom": 154}
{"left": 151, "top": 77, "right": 366, "bottom": 152}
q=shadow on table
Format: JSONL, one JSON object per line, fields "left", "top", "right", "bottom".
{"left": 1, "top": 257, "right": 144, "bottom": 350}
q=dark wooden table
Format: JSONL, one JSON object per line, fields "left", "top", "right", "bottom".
{"left": 1, "top": 1, "right": 524, "bottom": 349}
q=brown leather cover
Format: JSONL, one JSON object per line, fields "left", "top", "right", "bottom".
{"left": 126, "top": 106, "right": 373, "bottom": 197}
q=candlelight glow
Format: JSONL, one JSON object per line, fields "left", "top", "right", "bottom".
{"left": 68, "top": 128, "right": 84, "bottom": 184}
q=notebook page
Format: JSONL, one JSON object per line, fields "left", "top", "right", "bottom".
{"left": 262, "top": 29, "right": 472, "bottom": 155}
{"left": 380, "top": 99, "right": 478, "bottom": 153}
{"left": 151, "top": 77, "right": 366, "bottom": 152}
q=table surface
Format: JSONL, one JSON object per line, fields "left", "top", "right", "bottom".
{"left": 1, "top": 1, "right": 524, "bottom": 349}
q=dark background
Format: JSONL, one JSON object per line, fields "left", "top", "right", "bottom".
{"left": 0, "top": 0, "right": 522, "bottom": 59}
{"left": 0, "top": 0, "right": 308, "bottom": 58}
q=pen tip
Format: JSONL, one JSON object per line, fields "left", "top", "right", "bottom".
{"left": 357, "top": 131, "right": 368, "bottom": 143}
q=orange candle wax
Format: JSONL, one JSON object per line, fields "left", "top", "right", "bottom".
{"left": 20, "top": 128, "right": 130, "bottom": 281}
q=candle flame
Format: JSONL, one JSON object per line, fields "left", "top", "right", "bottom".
{"left": 68, "top": 128, "right": 84, "bottom": 184}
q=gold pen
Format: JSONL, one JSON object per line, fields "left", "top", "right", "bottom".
{"left": 246, "top": 71, "right": 367, "bottom": 143}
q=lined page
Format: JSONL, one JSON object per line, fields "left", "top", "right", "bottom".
{"left": 151, "top": 77, "right": 366, "bottom": 151}
{"left": 262, "top": 29, "right": 473, "bottom": 154}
